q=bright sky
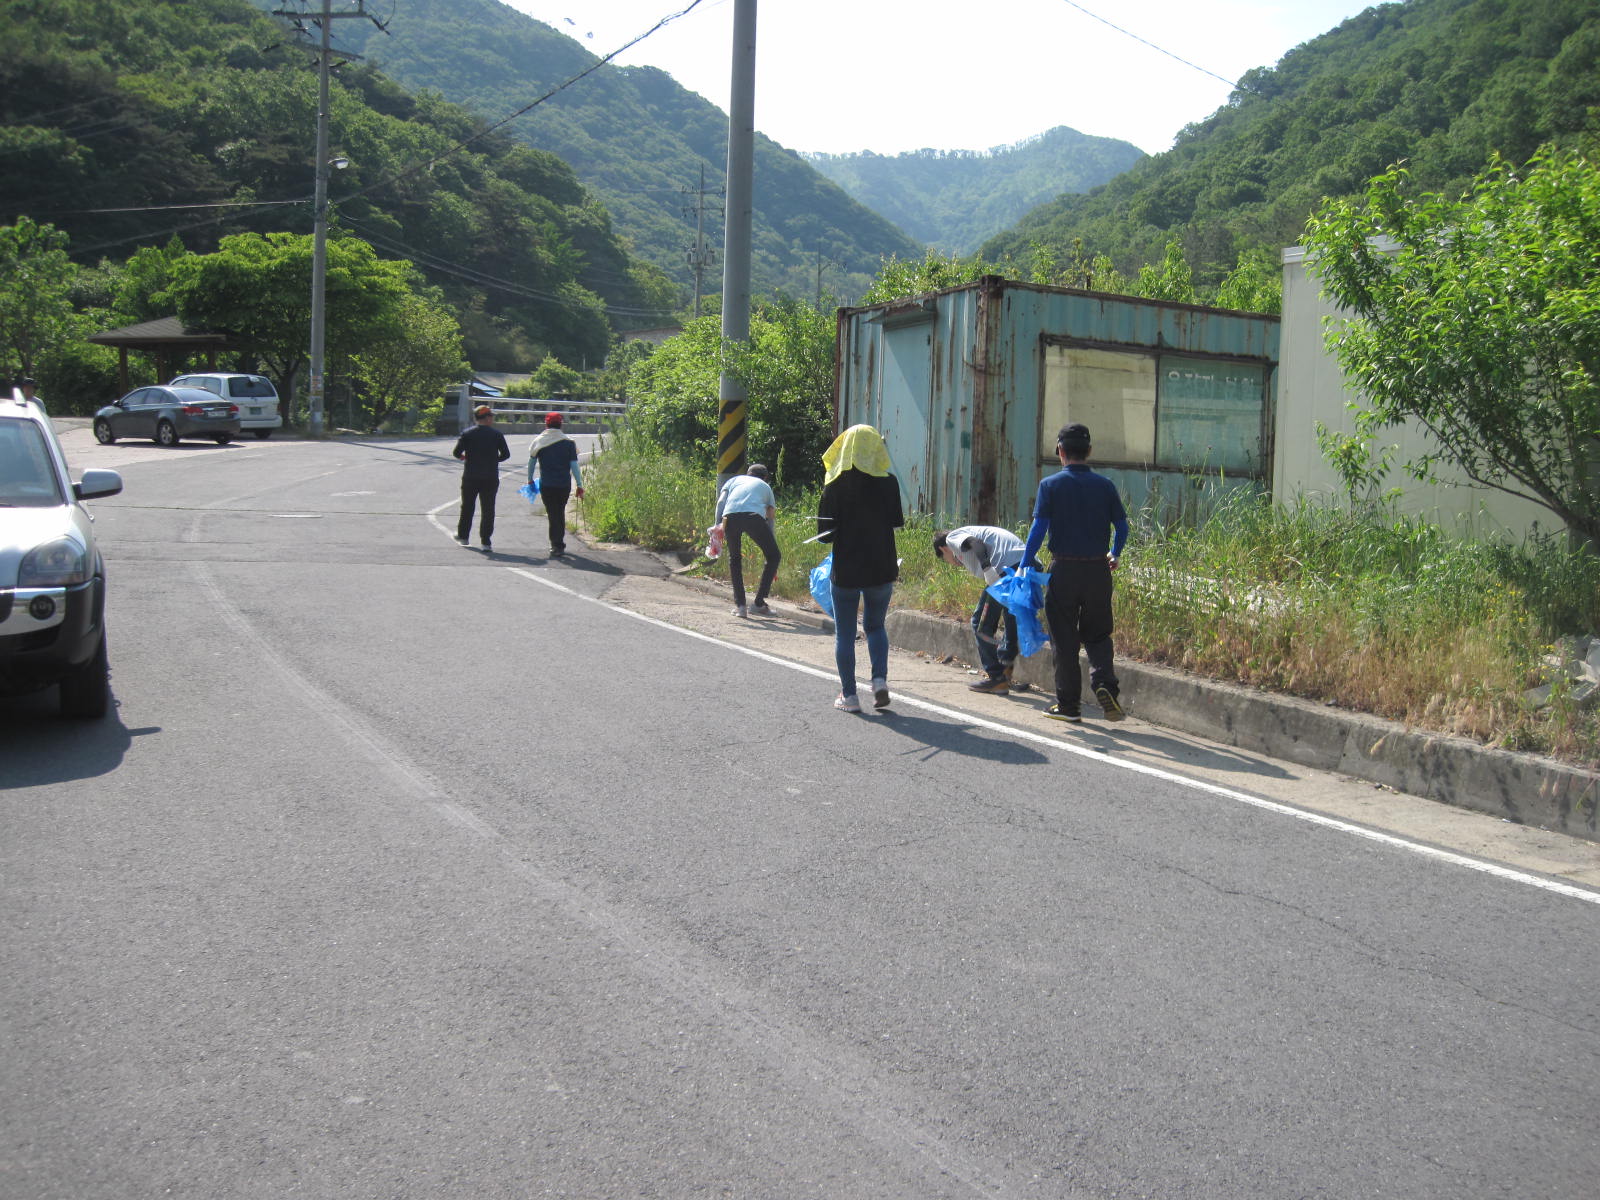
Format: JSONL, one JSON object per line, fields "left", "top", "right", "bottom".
{"left": 501, "top": 0, "right": 1379, "bottom": 156}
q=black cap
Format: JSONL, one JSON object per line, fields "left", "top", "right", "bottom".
{"left": 1058, "top": 423, "right": 1091, "bottom": 452}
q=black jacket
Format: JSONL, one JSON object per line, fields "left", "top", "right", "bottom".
{"left": 817, "top": 469, "right": 903, "bottom": 588}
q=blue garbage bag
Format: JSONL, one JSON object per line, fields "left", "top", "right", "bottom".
{"left": 518, "top": 480, "right": 541, "bottom": 505}
{"left": 985, "top": 566, "right": 1052, "bottom": 656}
{"left": 808, "top": 553, "right": 835, "bottom": 618}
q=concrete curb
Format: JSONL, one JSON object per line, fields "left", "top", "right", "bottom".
{"left": 664, "top": 558, "right": 1599, "bottom": 843}
{"left": 886, "top": 608, "right": 1599, "bottom": 842}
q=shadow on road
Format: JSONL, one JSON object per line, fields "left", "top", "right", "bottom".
{"left": 0, "top": 692, "right": 156, "bottom": 785}
{"left": 865, "top": 708, "right": 1051, "bottom": 766}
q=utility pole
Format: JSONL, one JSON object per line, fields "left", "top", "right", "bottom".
{"left": 274, "top": 0, "right": 383, "bottom": 435}
{"left": 716, "top": 0, "right": 756, "bottom": 491}
{"left": 682, "top": 162, "right": 723, "bottom": 320}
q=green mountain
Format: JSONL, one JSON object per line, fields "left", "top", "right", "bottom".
{"left": 1, "top": 0, "right": 681, "bottom": 369}
{"left": 310, "top": 0, "right": 924, "bottom": 303}
{"left": 804, "top": 128, "right": 1146, "bottom": 255}
{"left": 981, "top": 0, "right": 1600, "bottom": 283}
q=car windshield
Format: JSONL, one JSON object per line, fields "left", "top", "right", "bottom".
{"left": 0, "top": 418, "right": 66, "bottom": 507}
{"left": 227, "top": 378, "right": 276, "bottom": 398}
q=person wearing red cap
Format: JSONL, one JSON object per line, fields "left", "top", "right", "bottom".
{"left": 452, "top": 403, "right": 510, "bottom": 550}
{"left": 527, "top": 411, "right": 584, "bottom": 558}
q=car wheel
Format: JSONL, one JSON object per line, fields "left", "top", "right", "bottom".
{"left": 214, "top": 434, "right": 233, "bottom": 445}
{"left": 58, "top": 632, "right": 110, "bottom": 719}
{"left": 93, "top": 419, "right": 117, "bottom": 445}
{"left": 252, "top": 430, "right": 272, "bottom": 440}
{"left": 156, "top": 419, "right": 179, "bottom": 446}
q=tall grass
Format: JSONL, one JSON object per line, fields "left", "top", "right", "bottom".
{"left": 581, "top": 438, "right": 1599, "bottom": 765}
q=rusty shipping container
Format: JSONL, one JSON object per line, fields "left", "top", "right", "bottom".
{"left": 835, "top": 276, "right": 1281, "bottom": 529}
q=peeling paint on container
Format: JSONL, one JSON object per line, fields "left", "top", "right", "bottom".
{"left": 837, "top": 277, "right": 1281, "bottom": 528}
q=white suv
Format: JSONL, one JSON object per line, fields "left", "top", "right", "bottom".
{"left": 0, "top": 392, "right": 122, "bottom": 717}
{"left": 169, "top": 372, "right": 282, "bottom": 438}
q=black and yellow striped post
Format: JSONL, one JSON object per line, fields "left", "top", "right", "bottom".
{"left": 716, "top": 383, "right": 747, "bottom": 488}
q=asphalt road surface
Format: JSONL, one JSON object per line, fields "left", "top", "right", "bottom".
{"left": 4, "top": 430, "right": 1599, "bottom": 1200}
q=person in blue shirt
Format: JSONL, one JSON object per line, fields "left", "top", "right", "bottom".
{"left": 1022, "top": 423, "right": 1130, "bottom": 723}
{"left": 714, "top": 463, "right": 780, "bottom": 618}
{"left": 527, "top": 412, "right": 584, "bottom": 559}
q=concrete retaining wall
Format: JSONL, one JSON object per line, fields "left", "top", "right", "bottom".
{"left": 886, "top": 609, "right": 1600, "bottom": 842}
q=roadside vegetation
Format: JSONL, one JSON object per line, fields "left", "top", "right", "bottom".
{"left": 581, "top": 436, "right": 1599, "bottom": 767}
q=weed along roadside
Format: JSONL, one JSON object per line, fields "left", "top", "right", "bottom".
{"left": 575, "top": 439, "right": 1600, "bottom": 843}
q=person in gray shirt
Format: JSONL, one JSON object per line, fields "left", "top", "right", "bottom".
{"left": 934, "top": 524, "right": 1025, "bottom": 693}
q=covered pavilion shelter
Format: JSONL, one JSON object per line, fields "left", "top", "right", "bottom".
{"left": 88, "top": 316, "right": 232, "bottom": 393}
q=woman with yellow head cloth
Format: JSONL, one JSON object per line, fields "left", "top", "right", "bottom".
{"left": 816, "top": 425, "right": 904, "bottom": 711}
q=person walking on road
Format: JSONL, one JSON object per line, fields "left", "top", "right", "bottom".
{"left": 528, "top": 412, "right": 584, "bottom": 558}
{"left": 1022, "top": 423, "right": 1129, "bottom": 723}
{"left": 816, "top": 425, "right": 903, "bottom": 713}
{"left": 934, "top": 525, "right": 1025, "bottom": 694}
{"left": 715, "top": 464, "right": 781, "bottom": 618}
{"left": 453, "top": 404, "right": 510, "bottom": 551}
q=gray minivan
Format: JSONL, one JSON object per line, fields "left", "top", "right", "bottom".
{"left": 170, "top": 372, "right": 282, "bottom": 438}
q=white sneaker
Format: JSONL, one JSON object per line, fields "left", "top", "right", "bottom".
{"left": 750, "top": 601, "right": 774, "bottom": 616}
{"left": 731, "top": 605, "right": 748, "bottom": 618}
{"left": 834, "top": 693, "right": 860, "bottom": 712}
{"left": 871, "top": 677, "right": 890, "bottom": 709}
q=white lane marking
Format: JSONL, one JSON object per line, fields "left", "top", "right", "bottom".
{"left": 507, "top": 566, "right": 1600, "bottom": 908}
{"left": 192, "top": 558, "right": 1021, "bottom": 1199}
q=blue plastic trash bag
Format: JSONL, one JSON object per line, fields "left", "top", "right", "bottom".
{"left": 808, "top": 553, "right": 835, "bottom": 618}
{"left": 985, "top": 566, "right": 1052, "bottom": 657}
{"left": 518, "top": 480, "right": 540, "bottom": 504}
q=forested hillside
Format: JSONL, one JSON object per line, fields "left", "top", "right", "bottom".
{"left": 806, "top": 128, "right": 1145, "bottom": 254}
{"left": 2, "top": 0, "right": 678, "bottom": 369}
{"left": 982, "top": 0, "right": 1600, "bottom": 283}
{"left": 308, "top": 0, "right": 923, "bottom": 303}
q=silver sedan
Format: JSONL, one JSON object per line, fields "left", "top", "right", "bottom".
{"left": 94, "top": 385, "right": 241, "bottom": 447}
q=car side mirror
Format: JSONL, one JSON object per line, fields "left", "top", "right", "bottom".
{"left": 75, "top": 469, "right": 123, "bottom": 501}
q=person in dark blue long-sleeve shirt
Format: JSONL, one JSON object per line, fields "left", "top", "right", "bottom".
{"left": 1022, "top": 422, "right": 1130, "bottom": 723}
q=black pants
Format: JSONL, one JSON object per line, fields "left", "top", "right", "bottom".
{"left": 458, "top": 476, "right": 499, "bottom": 543}
{"left": 725, "top": 511, "right": 780, "bottom": 607}
{"left": 1044, "top": 558, "right": 1118, "bottom": 709}
{"left": 541, "top": 484, "right": 572, "bottom": 554}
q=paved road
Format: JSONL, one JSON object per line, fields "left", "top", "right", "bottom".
{"left": 4, "top": 432, "right": 1599, "bottom": 1199}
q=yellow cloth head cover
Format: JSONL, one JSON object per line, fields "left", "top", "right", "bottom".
{"left": 822, "top": 424, "right": 893, "bottom": 485}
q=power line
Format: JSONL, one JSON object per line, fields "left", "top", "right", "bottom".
{"left": 1056, "top": 0, "right": 1247, "bottom": 93}
{"left": 333, "top": 0, "right": 706, "bottom": 212}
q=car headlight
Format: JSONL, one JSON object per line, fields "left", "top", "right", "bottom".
{"left": 19, "top": 537, "right": 91, "bottom": 587}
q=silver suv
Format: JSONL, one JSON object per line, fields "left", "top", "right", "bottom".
{"left": 169, "top": 372, "right": 282, "bottom": 438}
{"left": 0, "top": 392, "right": 123, "bottom": 717}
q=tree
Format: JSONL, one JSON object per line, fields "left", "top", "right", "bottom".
{"left": 626, "top": 298, "right": 836, "bottom": 486}
{"left": 1133, "top": 238, "right": 1197, "bottom": 304}
{"left": 349, "top": 290, "right": 468, "bottom": 431}
{"left": 0, "top": 218, "right": 83, "bottom": 381}
{"left": 1304, "top": 147, "right": 1600, "bottom": 545}
{"left": 164, "top": 232, "right": 415, "bottom": 415}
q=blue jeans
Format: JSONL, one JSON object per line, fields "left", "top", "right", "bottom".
{"left": 831, "top": 581, "right": 893, "bottom": 696}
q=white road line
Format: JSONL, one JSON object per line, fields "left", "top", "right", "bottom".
{"left": 194, "top": 558, "right": 1021, "bottom": 1199}
{"left": 507, "top": 565, "right": 1600, "bottom": 908}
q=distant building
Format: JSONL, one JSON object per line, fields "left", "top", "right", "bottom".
{"left": 1277, "top": 246, "right": 1551, "bottom": 541}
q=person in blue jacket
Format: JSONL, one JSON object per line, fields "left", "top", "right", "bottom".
{"left": 527, "top": 412, "right": 584, "bottom": 559}
{"left": 1022, "top": 423, "right": 1129, "bottom": 723}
